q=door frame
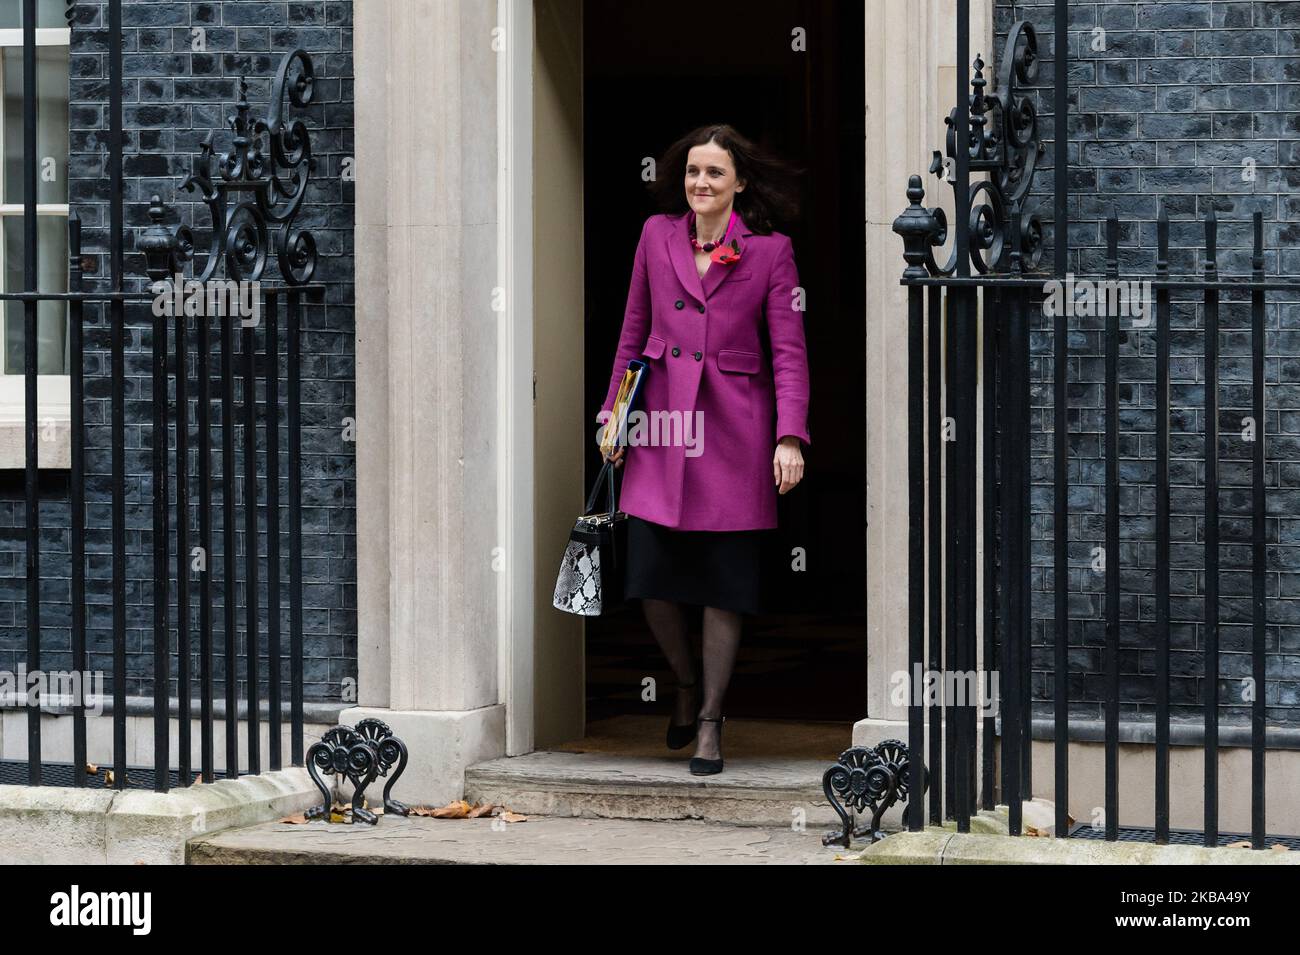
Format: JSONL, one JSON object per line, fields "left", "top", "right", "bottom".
{"left": 500, "top": 0, "right": 536, "bottom": 756}
{"left": 500, "top": 0, "right": 588, "bottom": 755}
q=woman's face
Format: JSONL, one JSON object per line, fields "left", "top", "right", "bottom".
{"left": 685, "top": 140, "right": 745, "bottom": 219}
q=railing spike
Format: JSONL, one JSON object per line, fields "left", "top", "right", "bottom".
{"left": 1156, "top": 205, "right": 1169, "bottom": 278}
{"left": 1204, "top": 208, "right": 1218, "bottom": 278}
{"left": 1105, "top": 208, "right": 1119, "bottom": 278}
{"left": 1252, "top": 211, "right": 1264, "bottom": 278}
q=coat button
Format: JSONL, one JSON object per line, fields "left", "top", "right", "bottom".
{"left": 674, "top": 300, "right": 684, "bottom": 309}
{"left": 671, "top": 346, "right": 681, "bottom": 357}
{"left": 694, "top": 351, "right": 702, "bottom": 361}
{"left": 697, "top": 304, "right": 706, "bottom": 314}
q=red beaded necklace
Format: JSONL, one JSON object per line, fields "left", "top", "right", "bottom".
{"left": 688, "top": 209, "right": 736, "bottom": 253}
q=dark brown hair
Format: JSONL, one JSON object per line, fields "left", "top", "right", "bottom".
{"left": 648, "top": 123, "right": 801, "bottom": 235}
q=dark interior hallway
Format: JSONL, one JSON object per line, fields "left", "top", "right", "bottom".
{"left": 581, "top": 0, "right": 867, "bottom": 729}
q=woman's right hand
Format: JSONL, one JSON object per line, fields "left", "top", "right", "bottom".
{"left": 597, "top": 420, "right": 626, "bottom": 468}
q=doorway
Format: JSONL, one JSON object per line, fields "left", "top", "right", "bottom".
{"left": 578, "top": 0, "right": 867, "bottom": 737}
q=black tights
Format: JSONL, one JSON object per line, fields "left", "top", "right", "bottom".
{"left": 641, "top": 598, "right": 742, "bottom": 759}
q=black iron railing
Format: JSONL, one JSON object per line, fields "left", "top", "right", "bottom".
{"left": 893, "top": 0, "right": 1297, "bottom": 849}
{"left": 4, "top": 0, "right": 323, "bottom": 792}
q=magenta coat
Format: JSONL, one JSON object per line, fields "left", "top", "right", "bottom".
{"left": 597, "top": 211, "right": 812, "bottom": 531}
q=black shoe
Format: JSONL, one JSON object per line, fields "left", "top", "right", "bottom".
{"left": 688, "top": 716, "right": 725, "bottom": 775}
{"left": 666, "top": 679, "right": 699, "bottom": 750}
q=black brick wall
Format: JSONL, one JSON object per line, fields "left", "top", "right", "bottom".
{"left": 992, "top": 1, "right": 1300, "bottom": 728}
{"left": 0, "top": 0, "right": 356, "bottom": 707}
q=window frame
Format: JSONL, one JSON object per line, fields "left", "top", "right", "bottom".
{"left": 0, "top": 25, "right": 70, "bottom": 469}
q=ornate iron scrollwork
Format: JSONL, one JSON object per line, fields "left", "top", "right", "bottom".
{"left": 901, "top": 20, "right": 1046, "bottom": 276}
{"left": 821, "top": 739, "right": 927, "bottom": 849}
{"left": 156, "top": 49, "right": 318, "bottom": 285}
{"left": 305, "top": 719, "right": 410, "bottom": 825}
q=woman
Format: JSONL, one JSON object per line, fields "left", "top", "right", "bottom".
{"left": 596, "top": 124, "right": 811, "bottom": 775}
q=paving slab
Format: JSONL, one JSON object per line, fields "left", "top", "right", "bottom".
{"left": 855, "top": 830, "right": 1300, "bottom": 865}
{"left": 188, "top": 814, "right": 854, "bottom": 865}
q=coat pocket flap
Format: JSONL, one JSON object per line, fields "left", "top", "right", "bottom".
{"left": 641, "top": 335, "right": 666, "bottom": 359}
{"left": 716, "top": 349, "right": 761, "bottom": 374}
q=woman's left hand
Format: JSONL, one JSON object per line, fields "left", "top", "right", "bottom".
{"left": 773, "top": 436, "right": 805, "bottom": 494}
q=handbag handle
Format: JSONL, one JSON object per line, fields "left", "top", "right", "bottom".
{"left": 583, "top": 458, "right": 618, "bottom": 517}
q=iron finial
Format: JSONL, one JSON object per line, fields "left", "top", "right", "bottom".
{"left": 139, "top": 195, "right": 180, "bottom": 282}
{"left": 893, "top": 175, "right": 940, "bottom": 280}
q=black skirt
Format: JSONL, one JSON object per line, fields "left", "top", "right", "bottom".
{"left": 623, "top": 516, "right": 772, "bottom": 615}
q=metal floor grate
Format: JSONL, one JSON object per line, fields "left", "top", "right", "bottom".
{"left": 1068, "top": 822, "right": 1300, "bottom": 850}
{"left": 0, "top": 760, "right": 241, "bottom": 790}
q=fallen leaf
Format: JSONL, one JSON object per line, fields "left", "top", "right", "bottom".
{"left": 279, "top": 812, "right": 310, "bottom": 824}
{"left": 329, "top": 811, "right": 347, "bottom": 823}
{"left": 430, "top": 800, "right": 474, "bottom": 819}
{"left": 405, "top": 801, "right": 497, "bottom": 819}
{"left": 499, "top": 810, "right": 528, "bottom": 823}
{"left": 1270, "top": 844, "right": 1290, "bottom": 852}
{"left": 1226, "top": 840, "right": 1252, "bottom": 849}
{"left": 85, "top": 762, "right": 98, "bottom": 775}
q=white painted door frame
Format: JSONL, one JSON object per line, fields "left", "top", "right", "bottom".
{"left": 498, "top": 0, "right": 536, "bottom": 756}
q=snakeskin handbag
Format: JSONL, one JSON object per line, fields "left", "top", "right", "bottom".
{"left": 552, "top": 458, "right": 627, "bottom": 616}
{"left": 552, "top": 360, "right": 646, "bottom": 616}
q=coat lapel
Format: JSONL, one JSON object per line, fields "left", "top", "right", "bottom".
{"left": 701, "top": 213, "right": 751, "bottom": 300}
{"left": 667, "top": 214, "right": 706, "bottom": 305}
{"left": 666, "top": 210, "right": 754, "bottom": 304}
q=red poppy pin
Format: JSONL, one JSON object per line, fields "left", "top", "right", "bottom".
{"left": 711, "top": 239, "right": 742, "bottom": 265}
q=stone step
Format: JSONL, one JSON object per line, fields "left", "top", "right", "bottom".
{"left": 188, "top": 813, "right": 850, "bottom": 865}
{"left": 463, "top": 750, "right": 845, "bottom": 828}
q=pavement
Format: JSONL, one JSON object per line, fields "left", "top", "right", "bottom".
{"left": 188, "top": 813, "right": 858, "bottom": 865}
